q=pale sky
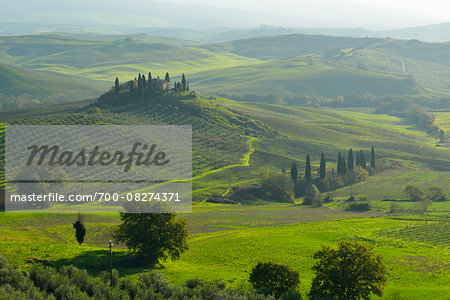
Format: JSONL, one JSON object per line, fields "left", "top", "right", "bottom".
{"left": 166, "top": 0, "right": 450, "bottom": 22}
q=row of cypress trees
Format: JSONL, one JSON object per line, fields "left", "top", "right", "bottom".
{"left": 290, "top": 146, "right": 376, "bottom": 183}
{"left": 114, "top": 72, "right": 189, "bottom": 99}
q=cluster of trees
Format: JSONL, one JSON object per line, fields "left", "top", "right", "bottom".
{"left": 0, "top": 238, "right": 387, "bottom": 300}
{"left": 405, "top": 185, "right": 448, "bottom": 212}
{"left": 255, "top": 147, "right": 375, "bottom": 206}
{"left": 0, "top": 255, "right": 269, "bottom": 299}
{"left": 98, "top": 72, "right": 190, "bottom": 106}
{"left": 249, "top": 241, "right": 387, "bottom": 300}
{"left": 287, "top": 147, "right": 375, "bottom": 205}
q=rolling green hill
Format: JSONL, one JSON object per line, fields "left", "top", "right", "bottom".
{"left": 0, "top": 63, "right": 108, "bottom": 106}
{"left": 2, "top": 33, "right": 450, "bottom": 101}
{"left": 0, "top": 90, "right": 448, "bottom": 298}
{"left": 200, "top": 34, "right": 384, "bottom": 60}
{"left": 189, "top": 57, "right": 417, "bottom": 97}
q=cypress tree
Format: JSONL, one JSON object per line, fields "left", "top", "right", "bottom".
{"left": 319, "top": 152, "right": 326, "bottom": 180}
{"left": 342, "top": 157, "right": 347, "bottom": 174}
{"left": 142, "top": 74, "right": 146, "bottom": 88}
{"left": 114, "top": 76, "right": 119, "bottom": 94}
{"left": 186, "top": 82, "right": 190, "bottom": 91}
{"left": 138, "top": 74, "right": 143, "bottom": 98}
{"left": 360, "top": 150, "right": 367, "bottom": 169}
{"left": 370, "top": 145, "right": 376, "bottom": 169}
{"left": 73, "top": 214, "right": 86, "bottom": 246}
{"left": 290, "top": 162, "right": 298, "bottom": 183}
{"left": 305, "top": 154, "right": 312, "bottom": 181}
{"left": 356, "top": 151, "right": 361, "bottom": 166}
{"left": 181, "top": 73, "right": 186, "bottom": 91}
{"left": 347, "top": 149, "right": 354, "bottom": 172}
{"left": 148, "top": 72, "right": 153, "bottom": 93}
{"left": 337, "top": 152, "right": 342, "bottom": 175}
{"left": 165, "top": 72, "right": 170, "bottom": 82}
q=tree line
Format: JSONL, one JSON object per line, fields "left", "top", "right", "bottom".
{"left": 98, "top": 72, "right": 190, "bottom": 106}
{"left": 288, "top": 147, "right": 376, "bottom": 202}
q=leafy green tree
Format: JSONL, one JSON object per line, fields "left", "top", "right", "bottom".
{"left": 319, "top": 153, "right": 326, "bottom": 180}
{"left": 249, "top": 262, "right": 300, "bottom": 299}
{"left": 181, "top": 73, "right": 186, "bottom": 91}
{"left": 165, "top": 72, "right": 170, "bottom": 82}
{"left": 260, "top": 172, "right": 294, "bottom": 203}
{"left": 426, "top": 187, "right": 447, "bottom": 202}
{"left": 305, "top": 154, "right": 311, "bottom": 182}
{"left": 114, "top": 77, "right": 119, "bottom": 94}
{"left": 405, "top": 185, "right": 424, "bottom": 202}
{"left": 310, "top": 241, "right": 387, "bottom": 300}
{"left": 347, "top": 149, "right": 354, "bottom": 172}
{"left": 370, "top": 146, "right": 376, "bottom": 169}
{"left": 418, "top": 195, "right": 432, "bottom": 213}
{"left": 72, "top": 214, "right": 86, "bottom": 246}
{"left": 114, "top": 210, "right": 188, "bottom": 266}
{"left": 290, "top": 163, "right": 298, "bottom": 183}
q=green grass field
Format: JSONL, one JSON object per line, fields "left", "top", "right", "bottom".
{"left": 0, "top": 32, "right": 449, "bottom": 299}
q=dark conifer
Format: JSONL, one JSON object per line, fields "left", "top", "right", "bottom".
{"left": 305, "top": 154, "right": 312, "bottom": 181}
{"left": 342, "top": 157, "right": 347, "bottom": 174}
{"left": 138, "top": 74, "right": 143, "bottom": 98}
{"left": 290, "top": 163, "right": 298, "bottom": 183}
{"left": 337, "top": 152, "right": 342, "bottom": 175}
{"left": 181, "top": 73, "right": 186, "bottom": 91}
{"left": 356, "top": 151, "right": 361, "bottom": 166}
{"left": 347, "top": 149, "right": 354, "bottom": 172}
{"left": 370, "top": 146, "right": 376, "bottom": 169}
{"left": 186, "top": 82, "right": 190, "bottom": 91}
{"left": 319, "top": 152, "right": 326, "bottom": 180}
{"left": 165, "top": 72, "right": 170, "bottom": 82}
{"left": 114, "top": 77, "right": 119, "bottom": 94}
{"left": 142, "top": 74, "right": 146, "bottom": 88}
{"left": 360, "top": 150, "right": 367, "bottom": 169}
{"left": 73, "top": 214, "right": 86, "bottom": 246}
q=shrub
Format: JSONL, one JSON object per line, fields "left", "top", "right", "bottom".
{"left": 249, "top": 262, "right": 300, "bottom": 299}
{"left": 260, "top": 172, "right": 294, "bottom": 203}
{"left": 405, "top": 185, "right": 424, "bottom": 202}
{"left": 426, "top": 187, "right": 447, "bottom": 202}
{"left": 304, "top": 184, "right": 320, "bottom": 205}
{"left": 346, "top": 202, "right": 371, "bottom": 211}
{"left": 280, "top": 290, "right": 303, "bottom": 300}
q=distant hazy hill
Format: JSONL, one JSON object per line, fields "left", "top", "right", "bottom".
{"left": 386, "top": 22, "right": 450, "bottom": 42}
{"left": 201, "top": 34, "right": 384, "bottom": 60}
{"left": 0, "top": 63, "right": 108, "bottom": 106}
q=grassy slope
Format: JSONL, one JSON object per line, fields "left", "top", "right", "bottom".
{"left": 189, "top": 57, "right": 416, "bottom": 97}
{"left": 200, "top": 34, "right": 385, "bottom": 60}
{"left": 0, "top": 34, "right": 259, "bottom": 81}
{"left": 0, "top": 63, "right": 108, "bottom": 101}
{"left": 0, "top": 95, "right": 449, "bottom": 298}
{"left": 3, "top": 33, "right": 450, "bottom": 100}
